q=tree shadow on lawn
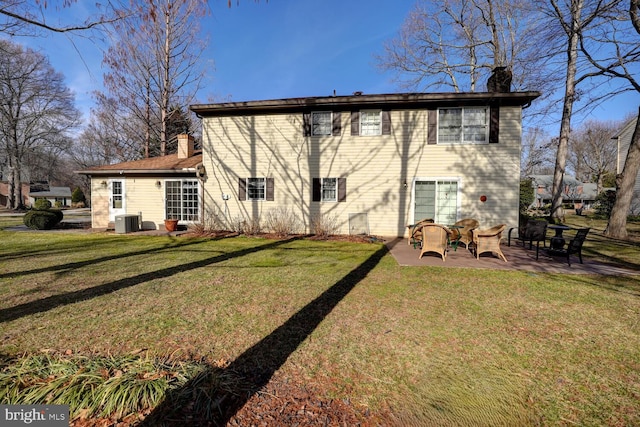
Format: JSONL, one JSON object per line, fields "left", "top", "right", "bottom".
{"left": 0, "top": 235, "right": 217, "bottom": 281}
{"left": 0, "top": 236, "right": 301, "bottom": 324}
{"left": 140, "top": 244, "right": 389, "bottom": 426}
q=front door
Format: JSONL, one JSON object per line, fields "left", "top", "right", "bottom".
{"left": 109, "top": 179, "right": 125, "bottom": 221}
{"left": 414, "top": 179, "right": 459, "bottom": 224}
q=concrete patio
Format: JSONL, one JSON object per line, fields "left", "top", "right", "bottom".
{"left": 384, "top": 236, "right": 639, "bottom": 275}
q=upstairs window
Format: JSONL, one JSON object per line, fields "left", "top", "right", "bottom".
{"left": 438, "top": 107, "right": 488, "bottom": 144}
{"left": 312, "top": 112, "right": 332, "bottom": 136}
{"left": 360, "top": 110, "right": 382, "bottom": 136}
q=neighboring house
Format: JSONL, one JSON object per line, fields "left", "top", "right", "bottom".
{"left": 0, "top": 181, "right": 30, "bottom": 208}
{"left": 188, "top": 85, "right": 540, "bottom": 237}
{"left": 528, "top": 175, "right": 610, "bottom": 211}
{"left": 28, "top": 186, "right": 72, "bottom": 207}
{"left": 77, "top": 134, "right": 203, "bottom": 230}
{"left": 612, "top": 117, "right": 640, "bottom": 215}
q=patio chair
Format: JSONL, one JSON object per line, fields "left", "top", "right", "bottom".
{"left": 419, "top": 224, "right": 451, "bottom": 261}
{"left": 408, "top": 218, "right": 434, "bottom": 248}
{"left": 547, "top": 228, "right": 590, "bottom": 266}
{"left": 472, "top": 224, "right": 508, "bottom": 262}
{"left": 450, "top": 218, "right": 479, "bottom": 249}
{"left": 508, "top": 219, "right": 548, "bottom": 260}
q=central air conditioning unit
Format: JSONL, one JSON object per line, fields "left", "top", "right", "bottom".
{"left": 115, "top": 214, "right": 140, "bottom": 234}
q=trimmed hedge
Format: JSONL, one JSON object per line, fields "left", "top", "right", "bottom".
{"left": 23, "top": 209, "right": 63, "bottom": 230}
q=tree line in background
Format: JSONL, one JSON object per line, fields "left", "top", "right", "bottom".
{"left": 1, "top": 0, "right": 640, "bottom": 238}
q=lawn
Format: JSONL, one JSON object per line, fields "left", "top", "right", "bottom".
{"left": 0, "top": 215, "right": 639, "bottom": 425}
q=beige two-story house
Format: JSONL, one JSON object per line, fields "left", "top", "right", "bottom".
{"left": 191, "top": 88, "right": 539, "bottom": 237}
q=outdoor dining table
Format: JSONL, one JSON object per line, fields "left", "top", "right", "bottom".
{"left": 548, "top": 224, "right": 571, "bottom": 250}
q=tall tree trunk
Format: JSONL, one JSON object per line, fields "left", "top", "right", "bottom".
{"left": 551, "top": 0, "right": 582, "bottom": 223}
{"left": 605, "top": 109, "right": 640, "bottom": 239}
{"left": 160, "top": 3, "right": 171, "bottom": 156}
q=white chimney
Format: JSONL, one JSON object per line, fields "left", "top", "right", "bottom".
{"left": 177, "top": 134, "right": 194, "bottom": 159}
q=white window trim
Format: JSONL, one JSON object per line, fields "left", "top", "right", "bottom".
{"left": 164, "top": 178, "right": 201, "bottom": 222}
{"left": 311, "top": 111, "right": 332, "bottom": 136}
{"left": 410, "top": 177, "right": 462, "bottom": 225}
{"left": 321, "top": 177, "right": 338, "bottom": 202}
{"left": 437, "top": 107, "right": 489, "bottom": 144}
{"left": 360, "top": 110, "right": 382, "bottom": 136}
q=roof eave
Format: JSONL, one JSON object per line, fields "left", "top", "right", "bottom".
{"left": 191, "top": 91, "right": 542, "bottom": 117}
{"left": 76, "top": 168, "right": 197, "bottom": 176}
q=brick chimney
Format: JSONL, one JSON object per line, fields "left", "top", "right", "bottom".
{"left": 177, "top": 134, "right": 194, "bottom": 159}
{"left": 487, "top": 67, "right": 512, "bottom": 93}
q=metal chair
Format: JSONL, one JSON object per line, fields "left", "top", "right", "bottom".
{"left": 547, "top": 228, "right": 590, "bottom": 266}
{"left": 508, "top": 219, "right": 548, "bottom": 260}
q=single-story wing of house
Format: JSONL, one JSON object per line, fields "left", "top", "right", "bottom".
{"left": 77, "top": 134, "right": 203, "bottom": 230}
{"left": 78, "top": 74, "right": 540, "bottom": 236}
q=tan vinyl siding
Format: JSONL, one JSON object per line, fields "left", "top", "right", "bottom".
{"left": 616, "top": 118, "right": 640, "bottom": 213}
{"left": 124, "top": 178, "right": 166, "bottom": 229}
{"left": 201, "top": 106, "right": 523, "bottom": 237}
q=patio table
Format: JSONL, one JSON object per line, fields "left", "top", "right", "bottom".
{"left": 548, "top": 224, "right": 571, "bottom": 250}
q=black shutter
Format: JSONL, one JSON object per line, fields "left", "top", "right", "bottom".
{"left": 428, "top": 109, "right": 437, "bottom": 144}
{"left": 382, "top": 110, "right": 391, "bottom": 135}
{"left": 266, "top": 178, "right": 274, "bottom": 201}
{"left": 350, "top": 111, "right": 360, "bottom": 136}
{"left": 238, "top": 178, "right": 246, "bottom": 201}
{"left": 489, "top": 106, "right": 499, "bottom": 143}
{"left": 332, "top": 112, "right": 342, "bottom": 136}
{"left": 312, "top": 178, "right": 321, "bottom": 202}
{"left": 338, "top": 178, "right": 346, "bottom": 202}
{"left": 303, "top": 112, "right": 311, "bottom": 136}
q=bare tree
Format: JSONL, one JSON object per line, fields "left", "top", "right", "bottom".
{"left": 0, "top": 0, "right": 125, "bottom": 36}
{"left": 377, "top": 0, "right": 551, "bottom": 93}
{"left": 575, "top": 0, "right": 640, "bottom": 238}
{"left": 521, "top": 127, "right": 556, "bottom": 177}
{"left": 0, "top": 39, "right": 79, "bottom": 209}
{"left": 543, "top": 0, "right": 623, "bottom": 222}
{"left": 99, "top": 0, "right": 208, "bottom": 157}
{"left": 567, "top": 120, "right": 619, "bottom": 192}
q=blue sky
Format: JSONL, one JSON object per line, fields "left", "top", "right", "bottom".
{"left": 14, "top": 0, "right": 640, "bottom": 133}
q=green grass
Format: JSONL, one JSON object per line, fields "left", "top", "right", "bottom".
{"left": 0, "top": 216, "right": 639, "bottom": 425}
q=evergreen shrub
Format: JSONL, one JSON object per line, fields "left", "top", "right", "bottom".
{"left": 23, "top": 210, "right": 62, "bottom": 230}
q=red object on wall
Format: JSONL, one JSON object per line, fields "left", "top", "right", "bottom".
{"left": 480, "top": 195, "right": 487, "bottom": 202}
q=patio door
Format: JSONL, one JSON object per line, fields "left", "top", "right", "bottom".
{"left": 109, "top": 179, "right": 125, "bottom": 221}
{"left": 413, "top": 180, "right": 459, "bottom": 224}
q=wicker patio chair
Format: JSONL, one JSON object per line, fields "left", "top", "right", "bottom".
{"left": 419, "top": 224, "right": 451, "bottom": 261}
{"left": 450, "top": 218, "right": 479, "bottom": 249}
{"left": 472, "top": 224, "right": 508, "bottom": 262}
{"left": 408, "top": 218, "right": 434, "bottom": 248}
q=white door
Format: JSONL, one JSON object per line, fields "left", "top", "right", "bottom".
{"left": 109, "top": 179, "right": 125, "bottom": 221}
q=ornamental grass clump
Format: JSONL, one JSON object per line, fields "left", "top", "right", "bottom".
{"left": 0, "top": 353, "right": 223, "bottom": 422}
